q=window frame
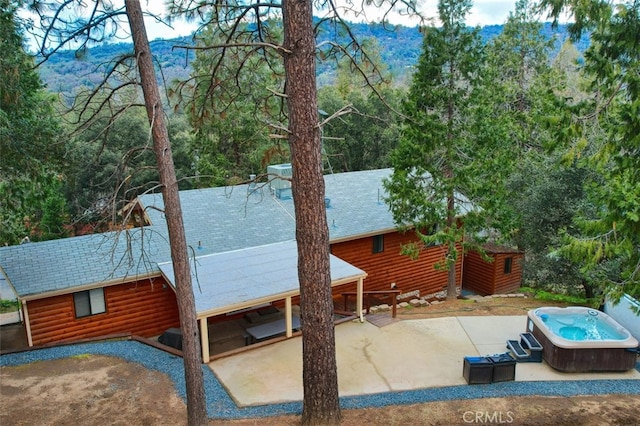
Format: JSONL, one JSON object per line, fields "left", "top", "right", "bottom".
{"left": 504, "top": 257, "right": 513, "bottom": 274}
{"left": 372, "top": 234, "right": 384, "bottom": 254}
{"left": 73, "top": 288, "right": 106, "bottom": 319}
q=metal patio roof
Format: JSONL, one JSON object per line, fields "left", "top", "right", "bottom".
{"left": 157, "top": 240, "right": 367, "bottom": 318}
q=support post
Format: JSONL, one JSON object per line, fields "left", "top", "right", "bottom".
{"left": 22, "top": 299, "right": 33, "bottom": 347}
{"left": 392, "top": 294, "right": 397, "bottom": 318}
{"left": 357, "top": 278, "right": 364, "bottom": 322}
{"left": 285, "top": 296, "right": 293, "bottom": 337}
{"left": 199, "top": 318, "right": 209, "bottom": 363}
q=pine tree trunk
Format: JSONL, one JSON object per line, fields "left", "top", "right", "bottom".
{"left": 282, "top": 0, "right": 341, "bottom": 424}
{"left": 447, "top": 249, "right": 458, "bottom": 300}
{"left": 446, "top": 188, "right": 457, "bottom": 300}
{"left": 125, "top": 2, "right": 207, "bottom": 425}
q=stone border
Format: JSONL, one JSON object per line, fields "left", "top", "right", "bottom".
{"left": 368, "top": 293, "right": 527, "bottom": 313}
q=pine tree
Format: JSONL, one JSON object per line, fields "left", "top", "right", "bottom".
{"left": 541, "top": 0, "right": 640, "bottom": 302}
{"left": 384, "top": 0, "right": 485, "bottom": 300}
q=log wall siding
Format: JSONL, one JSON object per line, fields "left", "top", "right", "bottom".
{"left": 331, "top": 232, "right": 462, "bottom": 297}
{"left": 26, "top": 278, "right": 179, "bottom": 346}
{"left": 492, "top": 253, "right": 523, "bottom": 294}
{"left": 463, "top": 251, "right": 523, "bottom": 295}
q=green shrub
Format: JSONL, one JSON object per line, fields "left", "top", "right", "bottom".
{"left": 0, "top": 300, "right": 20, "bottom": 313}
{"left": 519, "top": 287, "right": 597, "bottom": 306}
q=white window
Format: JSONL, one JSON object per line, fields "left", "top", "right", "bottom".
{"left": 74, "top": 288, "right": 106, "bottom": 318}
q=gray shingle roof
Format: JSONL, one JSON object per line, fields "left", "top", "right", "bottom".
{"left": 139, "top": 168, "right": 396, "bottom": 252}
{"left": 0, "top": 229, "right": 171, "bottom": 299}
{"left": 0, "top": 169, "right": 397, "bottom": 299}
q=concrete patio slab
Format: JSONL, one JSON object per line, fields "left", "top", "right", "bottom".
{"left": 457, "top": 315, "right": 527, "bottom": 355}
{"left": 208, "top": 315, "right": 640, "bottom": 407}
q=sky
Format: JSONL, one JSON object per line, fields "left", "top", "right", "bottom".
{"left": 21, "top": 0, "right": 559, "bottom": 49}
{"left": 143, "top": 0, "right": 535, "bottom": 41}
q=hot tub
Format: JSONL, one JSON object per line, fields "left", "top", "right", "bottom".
{"left": 527, "top": 307, "right": 639, "bottom": 372}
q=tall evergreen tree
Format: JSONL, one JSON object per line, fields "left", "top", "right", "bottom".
{"left": 0, "top": 0, "right": 68, "bottom": 244}
{"left": 126, "top": 2, "right": 208, "bottom": 423}
{"left": 282, "top": 0, "right": 342, "bottom": 421}
{"left": 483, "top": 0, "right": 564, "bottom": 153}
{"left": 384, "top": 0, "right": 486, "bottom": 300}
{"left": 180, "top": 21, "right": 287, "bottom": 186}
{"left": 481, "top": 0, "right": 579, "bottom": 293}
{"left": 541, "top": 0, "right": 640, "bottom": 302}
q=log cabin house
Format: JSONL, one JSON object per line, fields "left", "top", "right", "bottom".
{"left": 0, "top": 167, "right": 515, "bottom": 361}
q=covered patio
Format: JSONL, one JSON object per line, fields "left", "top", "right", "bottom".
{"left": 158, "top": 240, "right": 367, "bottom": 362}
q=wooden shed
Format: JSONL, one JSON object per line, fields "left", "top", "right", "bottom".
{"left": 462, "top": 245, "right": 524, "bottom": 295}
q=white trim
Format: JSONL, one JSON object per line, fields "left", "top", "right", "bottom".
{"left": 22, "top": 300, "right": 33, "bottom": 347}
{"left": 200, "top": 319, "right": 210, "bottom": 363}
{"left": 285, "top": 297, "right": 293, "bottom": 338}
{"left": 357, "top": 277, "right": 364, "bottom": 322}
{"left": 18, "top": 272, "right": 160, "bottom": 302}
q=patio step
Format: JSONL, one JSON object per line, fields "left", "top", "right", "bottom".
{"left": 506, "top": 335, "right": 543, "bottom": 363}
{"left": 506, "top": 339, "right": 529, "bottom": 359}
{"left": 519, "top": 333, "right": 543, "bottom": 362}
{"left": 520, "top": 332, "right": 542, "bottom": 350}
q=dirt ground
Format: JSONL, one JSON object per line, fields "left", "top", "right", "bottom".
{"left": 1, "top": 297, "right": 639, "bottom": 426}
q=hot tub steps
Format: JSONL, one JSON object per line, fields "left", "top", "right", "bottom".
{"left": 506, "top": 333, "right": 543, "bottom": 362}
{"left": 520, "top": 332, "right": 543, "bottom": 362}
{"left": 506, "top": 340, "right": 528, "bottom": 359}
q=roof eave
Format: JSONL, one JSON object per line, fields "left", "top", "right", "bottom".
{"left": 330, "top": 227, "right": 400, "bottom": 244}
{"left": 17, "top": 271, "right": 162, "bottom": 302}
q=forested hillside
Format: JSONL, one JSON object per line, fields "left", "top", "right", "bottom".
{"left": 37, "top": 21, "right": 588, "bottom": 98}
{"left": 6, "top": 0, "right": 639, "bottom": 309}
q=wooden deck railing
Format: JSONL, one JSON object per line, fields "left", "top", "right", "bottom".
{"left": 341, "top": 289, "right": 401, "bottom": 318}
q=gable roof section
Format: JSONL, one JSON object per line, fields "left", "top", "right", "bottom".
{"left": 0, "top": 168, "right": 480, "bottom": 300}
{"left": 0, "top": 229, "right": 169, "bottom": 300}
{"left": 139, "top": 183, "right": 298, "bottom": 257}
{"left": 0, "top": 169, "right": 396, "bottom": 299}
{"left": 324, "top": 170, "right": 398, "bottom": 241}
{"left": 138, "top": 168, "right": 397, "bottom": 254}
